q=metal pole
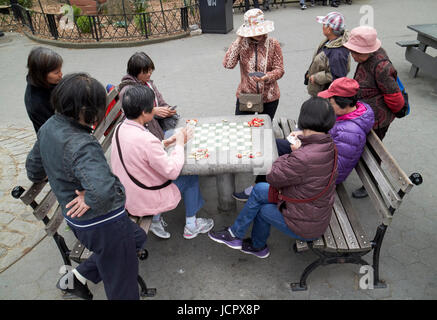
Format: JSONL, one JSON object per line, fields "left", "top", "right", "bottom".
{"left": 37, "top": 0, "right": 45, "bottom": 15}
{"left": 159, "top": 0, "right": 168, "bottom": 33}
{"left": 121, "top": 0, "right": 128, "bottom": 36}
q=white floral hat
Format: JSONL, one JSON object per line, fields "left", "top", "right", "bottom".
{"left": 236, "top": 9, "right": 274, "bottom": 38}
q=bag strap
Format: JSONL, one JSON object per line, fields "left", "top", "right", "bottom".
{"left": 278, "top": 146, "right": 338, "bottom": 203}
{"left": 115, "top": 124, "right": 172, "bottom": 190}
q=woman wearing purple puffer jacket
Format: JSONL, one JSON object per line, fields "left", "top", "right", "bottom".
{"left": 318, "top": 77, "right": 374, "bottom": 184}
{"left": 232, "top": 77, "right": 374, "bottom": 202}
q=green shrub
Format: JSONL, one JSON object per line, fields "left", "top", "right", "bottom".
{"left": 0, "top": 0, "right": 33, "bottom": 8}
{"left": 134, "top": 13, "right": 150, "bottom": 35}
{"left": 76, "top": 15, "right": 91, "bottom": 33}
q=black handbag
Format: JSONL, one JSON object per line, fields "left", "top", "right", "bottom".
{"left": 115, "top": 124, "right": 172, "bottom": 190}
{"left": 157, "top": 106, "right": 180, "bottom": 132}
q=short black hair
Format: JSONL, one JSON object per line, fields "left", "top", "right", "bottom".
{"left": 51, "top": 73, "right": 107, "bottom": 125}
{"left": 27, "top": 46, "right": 63, "bottom": 88}
{"left": 126, "top": 52, "right": 155, "bottom": 78}
{"left": 333, "top": 95, "right": 358, "bottom": 109}
{"left": 298, "top": 97, "right": 336, "bottom": 133}
{"left": 122, "top": 85, "right": 155, "bottom": 120}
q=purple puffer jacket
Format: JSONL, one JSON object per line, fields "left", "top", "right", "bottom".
{"left": 329, "top": 101, "right": 375, "bottom": 184}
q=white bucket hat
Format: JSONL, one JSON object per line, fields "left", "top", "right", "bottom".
{"left": 236, "top": 9, "right": 274, "bottom": 38}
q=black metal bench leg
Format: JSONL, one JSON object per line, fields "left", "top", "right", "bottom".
{"left": 53, "top": 232, "right": 72, "bottom": 266}
{"left": 372, "top": 224, "right": 388, "bottom": 289}
{"left": 138, "top": 275, "right": 156, "bottom": 298}
{"left": 290, "top": 257, "right": 323, "bottom": 291}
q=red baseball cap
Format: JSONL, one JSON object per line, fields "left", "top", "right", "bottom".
{"left": 318, "top": 77, "right": 360, "bottom": 99}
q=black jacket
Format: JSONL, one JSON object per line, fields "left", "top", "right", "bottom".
{"left": 24, "top": 76, "right": 55, "bottom": 133}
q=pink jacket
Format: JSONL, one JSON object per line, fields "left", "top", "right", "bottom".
{"left": 110, "top": 119, "right": 184, "bottom": 216}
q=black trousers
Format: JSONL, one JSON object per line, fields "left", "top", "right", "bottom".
{"left": 72, "top": 214, "right": 147, "bottom": 300}
{"left": 235, "top": 99, "right": 279, "bottom": 121}
{"left": 245, "top": 0, "right": 259, "bottom": 11}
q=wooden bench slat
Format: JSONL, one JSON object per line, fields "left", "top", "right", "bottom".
{"left": 328, "top": 210, "right": 348, "bottom": 251}
{"left": 312, "top": 237, "right": 325, "bottom": 249}
{"left": 34, "top": 190, "right": 57, "bottom": 220}
{"left": 272, "top": 118, "right": 284, "bottom": 139}
{"left": 20, "top": 181, "right": 48, "bottom": 205}
{"left": 138, "top": 216, "right": 153, "bottom": 234}
{"left": 45, "top": 205, "right": 64, "bottom": 236}
{"left": 279, "top": 117, "right": 291, "bottom": 138}
{"left": 336, "top": 184, "right": 372, "bottom": 250}
{"left": 106, "top": 87, "right": 118, "bottom": 105}
{"left": 361, "top": 146, "right": 402, "bottom": 209}
{"left": 93, "top": 100, "right": 123, "bottom": 140}
{"left": 80, "top": 247, "right": 93, "bottom": 262}
{"left": 101, "top": 116, "right": 123, "bottom": 153}
{"left": 333, "top": 195, "right": 361, "bottom": 251}
{"left": 367, "top": 130, "right": 413, "bottom": 194}
{"left": 295, "top": 240, "right": 309, "bottom": 252}
{"left": 323, "top": 225, "right": 337, "bottom": 252}
{"left": 287, "top": 119, "right": 297, "bottom": 133}
{"left": 355, "top": 160, "right": 393, "bottom": 226}
{"left": 69, "top": 239, "right": 86, "bottom": 263}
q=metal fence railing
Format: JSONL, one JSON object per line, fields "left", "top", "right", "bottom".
{"left": 0, "top": 3, "right": 200, "bottom": 43}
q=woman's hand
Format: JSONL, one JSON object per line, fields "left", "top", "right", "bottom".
{"left": 291, "top": 138, "right": 302, "bottom": 152}
{"left": 162, "top": 135, "right": 176, "bottom": 148}
{"left": 253, "top": 75, "right": 269, "bottom": 83}
{"left": 153, "top": 106, "right": 177, "bottom": 118}
{"left": 66, "top": 190, "right": 90, "bottom": 218}
{"left": 290, "top": 130, "right": 303, "bottom": 137}
{"left": 175, "top": 127, "right": 194, "bottom": 145}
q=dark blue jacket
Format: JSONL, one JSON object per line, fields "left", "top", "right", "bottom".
{"left": 26, "top": 114, "right": 126, "bottom": 228}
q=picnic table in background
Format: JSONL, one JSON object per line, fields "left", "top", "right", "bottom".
{"left": 397, "top": 24, "right": 437, "bottom": 81}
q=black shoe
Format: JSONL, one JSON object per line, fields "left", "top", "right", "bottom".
{"left": 56, "top": 272, "right": 93, "bottom": 300}
{"left": 331, "top": 1, "right": 339, "bottom": 7}
{"left": 352, "top": 186, "right": 368, "bottom": 199}
{"left": 0, "top": 31, "right": 4, "bottom": 37}
{"left": 232, "top": 191, "right": 250, "bottom": 202}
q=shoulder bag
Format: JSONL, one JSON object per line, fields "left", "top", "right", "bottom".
{"left": 239, "top": 38, "right": 270, "bottom": 113}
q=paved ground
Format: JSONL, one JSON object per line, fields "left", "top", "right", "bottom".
{"left": 0, "top": 0, "right": 436, "bottom": 300}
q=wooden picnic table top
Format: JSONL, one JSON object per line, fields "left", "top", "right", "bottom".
{"left": 408, "top": 24, "right": 437, "bottom": 43}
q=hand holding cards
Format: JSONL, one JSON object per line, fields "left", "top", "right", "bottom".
{"left": 287, "top": 134, "right": 298, "bottom": 145}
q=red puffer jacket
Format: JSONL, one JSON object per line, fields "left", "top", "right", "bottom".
{"left": 266, "top": 133, "right": 338, "bottom": 239}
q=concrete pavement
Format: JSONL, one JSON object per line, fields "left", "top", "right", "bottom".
{"left": 0, "top": 0, "right": 436, "bottom": 300}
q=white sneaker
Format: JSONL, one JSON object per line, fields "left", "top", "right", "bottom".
{"left": 183, "top": 218, "right": 214, "bottom": 240}
{"left": 150, "top": 218, "right": 170, "bottom": 239}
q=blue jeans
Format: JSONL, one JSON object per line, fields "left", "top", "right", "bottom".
{"left": 230, "top": 183, "right": 314, "bottom": 248}
{"left": 173, "top": 175, "right": 205, "bottom": 217}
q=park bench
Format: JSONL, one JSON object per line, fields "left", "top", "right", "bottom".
{"left": 272, "top": 118, "right": 422, "bottom": 291}
{"left": 11, "top": 86, "right": 156, "bottom": 298}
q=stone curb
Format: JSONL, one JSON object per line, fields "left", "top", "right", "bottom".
{"left": 22, "top": 30, "right": 192, "bottom": 49}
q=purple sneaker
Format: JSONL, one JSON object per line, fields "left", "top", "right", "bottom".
{"left": 240, "top": 238, "right": 270, "bottom": 259}
{"left": 208, "top": 228, "right": 243, "bottom": 249}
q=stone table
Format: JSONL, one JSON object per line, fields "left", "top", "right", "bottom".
{"left": 173, "top": 114, "right": 278, "bottom": 211}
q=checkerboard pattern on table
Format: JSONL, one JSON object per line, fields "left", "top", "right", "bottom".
{"left": 190, "top": 121, "right": 252, "bottom": 152}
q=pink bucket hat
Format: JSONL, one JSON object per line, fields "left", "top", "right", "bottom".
{"left": 343, "top": 25, "right": 382, "bottom": 54}
{"left": 236, "top": 9, "right": 274, "bottom": 38}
